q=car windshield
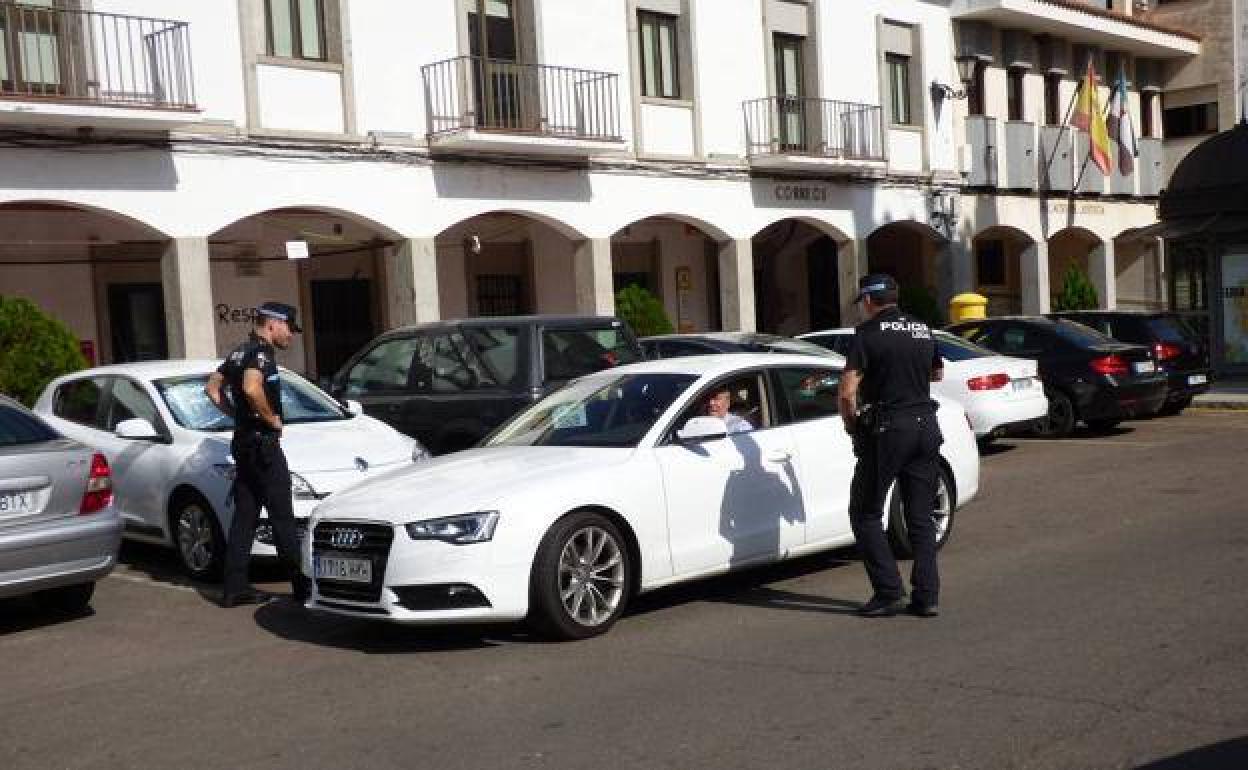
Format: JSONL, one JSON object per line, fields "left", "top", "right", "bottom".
{"left": 0, "top": 402, "right": 59, "bottom": 446}
{"left": 934, "top": 331, "right": 995, "bottom": 361}
{"left": 1052, "top": 319, "right": 1117, "bottom": 348}
{"left": 487, "top": 372, "right": 697, "bottom": 449}
{"left": 156, "top": 372, "right": 348, "bottom": 432}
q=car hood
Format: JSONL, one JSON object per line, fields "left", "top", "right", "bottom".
{"left": 314, "top": 445, "right": 632, "bottom": 523}
{"left": 274, "top": 416, "right": 415, "bottom": 472}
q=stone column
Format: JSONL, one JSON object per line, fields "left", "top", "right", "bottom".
{"left": 717, "top": 239, "right": 756, "bottom": 332}
{"left": 936, "top": 238, "right": 974, "bottom": 314}
{"left": 383, "top": 237, "right": 440, "bottom": 329}
{"left": 573, "top": 237, "right": 615, "bottom": 316}
{"left": 160, "top": 237, "right": 217, "bottom": 359}
{"left": 839, "top": 238, "right": 866, "bottom": 325}
{"left": 1088, "top": 239, "right": 1117, "bottom": 310}
{"left": 1020, "top": 240, "right": 1051, "bottom": 314}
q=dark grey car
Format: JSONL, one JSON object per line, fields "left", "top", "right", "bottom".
{"left": 0, "top": 396, "right": 121, "bottom": 613}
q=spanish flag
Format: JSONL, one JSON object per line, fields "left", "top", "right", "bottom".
{"left": 1073, "top": 60, "right": 1112, "bottom": 176}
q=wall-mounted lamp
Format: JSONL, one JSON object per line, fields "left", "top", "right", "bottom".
{"left": 931, "top": 54, "right": 981, "bottom": 101}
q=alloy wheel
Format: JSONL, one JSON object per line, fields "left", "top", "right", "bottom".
{"left": 177, "top": 503, "right": 217, "bottom": 573}
{"left": 558, "top": 525, "right": 625, "bottom": 627}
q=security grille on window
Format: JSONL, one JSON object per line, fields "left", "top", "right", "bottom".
{"left": 886, "top": 53, "right": 911, "bottom": 125}
{"left": 477, "top": 274, "right": 525, "bottom": 316}
{"left": 639, "top": 11, "right": 680, "bottom": 99}
{"left": 266, "top": 0, "right": 326, "bottom": 61}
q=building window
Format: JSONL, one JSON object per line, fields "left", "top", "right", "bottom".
{"left": 639, "top": 11, "right": 680, "bottom": 99}
{"left": 1007, "top": 68, "right": 1026, "bottom": 121}
{"left": 976, "top": 241, "right": 1007, "bottom": 287}
{"left": 967, "top": 62, "right": 986, "bottom": 117}
{"left": 1044, "top": 73, "right": 1062, "bottom": 126}
{"left": 266, "top": 0, "right": 326, "bottom": 61}
{"left": 1141, "top": 91, "right": 1156, "bottom": 138}
{"left": 886, "top": 53, "right": 912, "bottom": 125}
{"left": 1162, "top": 102, "right": 1217, "bottom": 139}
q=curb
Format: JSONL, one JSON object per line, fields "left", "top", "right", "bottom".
{"left": 1191, "top": 400, "right": 1248, "bottom": 411}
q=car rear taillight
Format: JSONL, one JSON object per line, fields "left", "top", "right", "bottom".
{"left": 80, "top": 453, "right": 113, "bottom": 515}
{"left": 1153, "top": 342, "right": 1182, "bottom": 362}
{"left": 967, "top": 373, "right": 1011, "bottom": 391}
{"left": 1089, "top": 355, "right": 1130, "bottom": 376}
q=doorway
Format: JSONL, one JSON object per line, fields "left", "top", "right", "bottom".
{"left": 107, "top": 283, "right": 168, "bottom": 363}
{"left": 773, "top": 33, "right": 806, "bottom": 152}
{"left": 311, "top": 279, "right": 376, "bottom": 379}
{"left": 806, "top": 237, "right": 840, "bottom": 330}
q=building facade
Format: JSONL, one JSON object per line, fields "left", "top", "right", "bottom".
{"left": 0, "top": 0, "right": 1199, "bottom": 378}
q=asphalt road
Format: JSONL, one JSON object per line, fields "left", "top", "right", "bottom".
{"left": 3, "top": 411, "right": 1247, "bottom": 770}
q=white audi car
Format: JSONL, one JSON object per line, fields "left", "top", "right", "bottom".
{"left": 304, "top": 354, "right": 980, "bottom": 639}
{"left": 799, "top": 329, "right": 1048, "bottom": 441}
{"left": 34, "top": 361, "right": 427, "bottom": 580}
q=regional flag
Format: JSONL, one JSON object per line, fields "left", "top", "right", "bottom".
{"left": 1073, "top": 60, "right": 1112, "bottom": 176}
{"left": 1107, "top": 70, "right": 1138, "bottom": 175}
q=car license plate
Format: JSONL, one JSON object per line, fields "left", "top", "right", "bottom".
{"left": 1189, "top": 374, "right": 1208, "bottom": 385}
{"left": 1011, "top": 378, "right": 1033, "bottom": 391}
{"left": 1133, "top": 361, "right": 1156, "bottom": 374}
{"left": 314, "top": 554, "right": 372, "bottom": 583}
{"left": 0, "top": 491, "right": 34, "bottom": 516}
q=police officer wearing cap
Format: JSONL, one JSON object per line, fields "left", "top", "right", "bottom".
{"left": 838, "top": 274, "right": 944, "bottom": 618}
{"left": 206, "top": 301, "right": 311, "bottom": 608}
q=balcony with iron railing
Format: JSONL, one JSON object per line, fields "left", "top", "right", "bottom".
{"left": 420, "top": 55, "right": 623, "bottom": 156}
{"left": 0, "top": 2, "right": 197, "bottom": 127}
{"left": 743, "top": 97, "right": 887, "bottom": 172}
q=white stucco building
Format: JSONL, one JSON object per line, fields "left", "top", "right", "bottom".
{"left": 0, "top": 0, "right": 1200, "bottom": 378}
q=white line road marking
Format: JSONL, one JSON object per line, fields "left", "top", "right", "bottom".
{"left": 107, "top": 571, "right": 200, "bottom": 594}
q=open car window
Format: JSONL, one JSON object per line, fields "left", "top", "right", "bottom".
{"left": 669, "top": 371, "right": 772, "bottom": 440}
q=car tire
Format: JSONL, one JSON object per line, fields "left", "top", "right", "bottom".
{"left": 1085, "top": 418, "right": 1121, "bottom": 433}
{"left": 1035, "top": 388, "right": 1076, "bottom": 438}
{"left": 1158, "top": 397, "right": 1192, "bottom": 417}
{"left": 887, "top": 463, "right": 956, "bottom": 559}
{"left": 34, "top": 582, "right": 95, "bottom": 614}
{"left": 171, "top": 492, "right": 225, "bottom": 582}
{"left": 529, "top": 511, "right": 631, "bottom": 641}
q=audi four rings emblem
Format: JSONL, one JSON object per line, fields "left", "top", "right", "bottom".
{"left": 329, "top": 528, "right": 365, "bottom": 549}
{"left": 354, "top": 457, "right": 369, "bottom": 473}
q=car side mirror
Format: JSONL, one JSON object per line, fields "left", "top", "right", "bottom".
{"left": 676, "top": 416, "right": 728, "bottom": 443}
{"left": 344, "top": 399, "right": 364, "bottom": 416}
{"left": 115, "top": 418, "right": 161, "bottom": 441}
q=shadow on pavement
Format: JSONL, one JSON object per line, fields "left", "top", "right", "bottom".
{"left": 978, "top": 441, "right": 1018, "bottom": 457}
{"left": 1134, "top": 736, "right": 1248, "bottom": 769}
{"left": 251, "top": 599, "right": 524, "bottom": 653}
{"left": 117, "top": 540, "right": 292, "bottom": 607}
{"left": 0, "top": 596, "right": 95, "bottom": 634}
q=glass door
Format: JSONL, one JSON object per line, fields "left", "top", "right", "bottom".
{"left": 774, "top": 34, "right": 806, "bottom": 152}
{"left": 0, "top": 1, "right": 65, "bottom": 97}
{"left": 468, "top": 0, "right": 523, "bottom": 130}
{"left": 107, "top": 284, "right": 168, "bottom": 363}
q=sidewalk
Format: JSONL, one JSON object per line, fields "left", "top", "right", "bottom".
{"left": 1193, "top": 378, "right": 1248, "bottom": 410}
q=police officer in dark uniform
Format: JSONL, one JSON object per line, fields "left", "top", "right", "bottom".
{"left": 838, "top": 274, "right": 945, "bottom": 618}
{"left": 205, "top": 302, "right": 311, "bottom": 608}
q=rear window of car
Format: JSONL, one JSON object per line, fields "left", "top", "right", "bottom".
{"left": 1146, "top": 317, "right": 1192, "bottom": 344}
{"left": 53, "top": 378, "right": 106, "bottom": 428}
{"left": 935, "top": 332, "right": 994, "bottom": 361}
{"left": 1052, "top": 319, "right": 1117, "bottom": 348}
{"left": 542, "top": 326, "right": 641, "bottom": 381}
{"left": 0, "top": 403, "right": 59, "bottom": 446}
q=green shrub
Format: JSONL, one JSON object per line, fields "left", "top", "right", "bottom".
{"left": 899, "top": 284, "right": 946, "bottom": 328}
{"left": 614, "top": 284, "right": 674, "bottom": 338}
{"left": 0, "top": 296, "right": 88, "bottom": 406}
{"left": 1051, "top": 263, "right": 1100, "bottom": 311}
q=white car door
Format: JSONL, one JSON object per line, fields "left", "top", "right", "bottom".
{"left": 655, "top": 370, "right": 805, "bottom": 575}
{"left": 768, "top": 366, "right": 856, "bottom": 546}
{"left": 93, "top": 376, "right": 178, "bottom": 534}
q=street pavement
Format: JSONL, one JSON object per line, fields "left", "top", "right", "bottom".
{"left": 2, "top": 411, "right": 1247, "bottom": 770}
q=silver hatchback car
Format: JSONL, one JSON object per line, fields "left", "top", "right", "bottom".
{"left": 0, "top": 396, "right": 122, "bottom": 613}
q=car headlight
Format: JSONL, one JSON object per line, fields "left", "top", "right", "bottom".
{"left": 291, "top": 472, "right": 322, "bottom": 500}
{"left": 412, "top": 442, "right": 432, "bottom": 462}
{"left": 405, "top": 511, "right": 499, "bottom": 544}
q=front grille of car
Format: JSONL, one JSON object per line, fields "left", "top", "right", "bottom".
{"left": 312, "top": 521, "right": 394, "bottom": 603}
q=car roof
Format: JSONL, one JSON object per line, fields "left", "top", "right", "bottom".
{"left": 587, "top": 352, "right": 840, "bottom": 379}
{"left": 387, "top": 315, "right": 624, "bottom": 336}
{"left": 641, "top": 332, "right": 791, "bottom": 344}
{"left": 949, "top": 315, "right": 1055, "bottom": 327}
{"left": 50, "top": 359, "right": 305, "bottom": 384}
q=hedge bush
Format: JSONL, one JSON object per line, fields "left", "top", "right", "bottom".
{"left": 1051, "top": 263, "right": 1100, "bottom": 311}
{"left": 0, "top": 296, "right": 88, "bottom": 406}
{"left": 615, "top": 284, "right": 674, "bottom": 338}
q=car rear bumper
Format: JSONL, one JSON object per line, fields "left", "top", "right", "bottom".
{"left": 0, "top": 512, "right": 122, "bottom": 599}
{"left": 966, "top": 394, "right": 1049, "bottom": 437}
{"left": 1164, "top": 370, "right": 1212, "bottom": 402}
{"left": 1076, "top": 380, "right": 1169, "bottom": 420}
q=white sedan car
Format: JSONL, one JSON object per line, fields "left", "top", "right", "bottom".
{"left": 799, "top": 329, "right": 1048, "bottom": 441}
{"left": 304, "top": 354, "right": 979, "bottom": 639}
{"left": 34, "top": 360, "right": 427, "bottom": 580}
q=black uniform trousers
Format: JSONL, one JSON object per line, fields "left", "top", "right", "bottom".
{"left": 224, "top": 431, "right": 307, "bottom": 599}
{"left": 848, "top": 411, "right": 942, "bottom": 605}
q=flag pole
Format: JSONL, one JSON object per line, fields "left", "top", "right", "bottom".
{"left": 1071, "top": 78, "right": 1118, "bottom": 194}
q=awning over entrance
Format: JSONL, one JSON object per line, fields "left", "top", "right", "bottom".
{"left": 1115, "top": 215, "right": 1248, "bottom": 244}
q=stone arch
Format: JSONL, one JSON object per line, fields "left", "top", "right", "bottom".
{"left": 1048, "top": 226, "right": 1105, "bottom": 307}
{"left": 749, "top": 217, "right": 854, "bottom": 334}
{"left": 865, "top": 220, "right": 948, "bottom": 319}
{"left": 971, "top": 225, "right": 1036, "bottom": 316}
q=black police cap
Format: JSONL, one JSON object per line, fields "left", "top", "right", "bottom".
{"left": 854, "top": 273, "right": 899, "bottom": 303}
{"left": 257, "top": 301, "right": 302, "bottom": 333}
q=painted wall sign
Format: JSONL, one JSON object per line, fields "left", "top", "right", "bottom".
{"left": 773, "top": 184, "right": 830, "bottom": 203}
{"left": 216, "top": 304, "right": 260, "bottom": 325}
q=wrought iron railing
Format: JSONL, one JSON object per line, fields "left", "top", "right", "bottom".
{"left": 0, "top": 2, "right": 195, "bottom": 109}
{"left": 421, "top": 55, "right": 621, "bottom": 141}
{"left": 743, "top": 97, "right": 885, "bottom": 161}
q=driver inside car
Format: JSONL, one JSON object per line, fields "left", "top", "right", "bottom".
{"left": 705, "top": 386, "right": 753, "bottom": 434}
